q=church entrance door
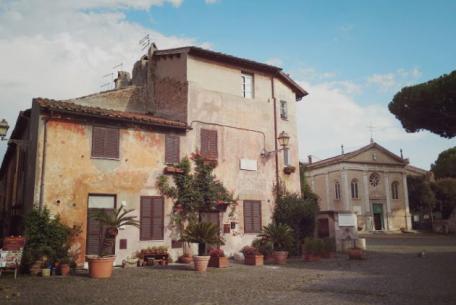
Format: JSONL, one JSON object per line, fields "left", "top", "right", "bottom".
{"left": 372, "top": 203, "right": 384, "bottom": 230}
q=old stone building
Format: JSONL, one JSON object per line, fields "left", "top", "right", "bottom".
{"left": 305, "top": 142, "right": 414, "bottom": 233}
{"left": 0, "top": 45, "right": 307, "bottom": 264}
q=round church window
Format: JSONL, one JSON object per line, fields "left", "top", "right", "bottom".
{"left": 369, "top": 173, "right": 380, "bottom": 187}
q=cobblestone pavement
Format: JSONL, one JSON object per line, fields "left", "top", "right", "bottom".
{"left": 1, "top": 233, "right": 455, "bottom": 305}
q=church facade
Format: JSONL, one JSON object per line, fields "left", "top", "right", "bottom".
{"left": 304, "top": 142, "right": 413, "bottom": 232}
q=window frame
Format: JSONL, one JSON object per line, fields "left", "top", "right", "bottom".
{"left": 200, "top": 129, "right": 218, "bottom": 160}
{"left": 139, "top": 196, "right": 165, "bottom": 241}
{"left": 280, "top": 100, "right": 288, "bottom": 120}
{"left": 335, "top": 181, "right": 341, "bottom": 200}
{"left": 91, "top": 125, "right": 120, "bottom": 160}
{"left": 165, "top": 134, "right": 180, "bottom": 165}
{"left": 241, "top": 72, "right": 254, "bottom": 99}
{"left": 391, "top": 181, "right": 399, "bottom": 200}
{"left": 243, "top": 200, "right": 262, "bottom": 234}
{"left": 351, "top": 179, "right": 359, "bottom": 199}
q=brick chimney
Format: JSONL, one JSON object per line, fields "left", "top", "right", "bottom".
{"left": 308, "top": 155, "right": 312, "bottom": 164}
{"left": 114, "top": 71, "right": 131, "bottom": 89}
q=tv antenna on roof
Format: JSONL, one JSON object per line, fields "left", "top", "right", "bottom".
{"left": 139, "top": 34, "right": 150, "bottom": 51}
{"left": 113, "top": 63, "right": 123, "bottom": 70}
{"left": 100, "top": 72, "right": 114, "bottom": 91}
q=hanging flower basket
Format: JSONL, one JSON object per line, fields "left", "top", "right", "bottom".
{"left": 163, "top": 166, "right": 184, "bottom": 174}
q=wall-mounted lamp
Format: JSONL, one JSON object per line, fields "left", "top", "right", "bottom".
{"left": 261, "top": 131, "right": 290, "bottom": 158}
{"left": 0, "top": 119, "right": 9, "bottom": 140}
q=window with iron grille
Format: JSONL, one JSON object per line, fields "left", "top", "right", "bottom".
{"left": 200, "top": 129, "right": 218, "bottom": 159}
{"left": 241, "top": 72, "right": 253, "bottom": 98}
{"left": 91, "top": 126, "right": 119, "bottom": 159}
{"left": 165, "top": 134, "right": 180, "bottom": 164}
{"left": 243, "top": 200, "right": 262, "bottom": 233}
{"left": 280, "top": 100, "right": 288, "bottom": 119}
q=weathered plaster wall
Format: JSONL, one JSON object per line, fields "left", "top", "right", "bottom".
{"left": 40, "top": 119, "right": 181, "bottom": 264}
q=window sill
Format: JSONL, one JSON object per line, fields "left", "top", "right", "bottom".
{"left": 91, "top": 156, "right": 120, "bottom": 161}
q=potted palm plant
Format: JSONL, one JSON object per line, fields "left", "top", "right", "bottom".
{"left": 181, "top": 222, "right": 224, "bottom": 272}
{"left": 86, "top": 206, "right": 139, "bottom": 279}
{"left": 259, "top": 223, "right": 293, "bottom": 265}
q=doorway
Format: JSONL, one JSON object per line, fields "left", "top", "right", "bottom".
{"left": 86, "top": 194, "right": 116, "bottom": 256}
{"left": 372, "top": 203, "right": 384, "bottom": 230}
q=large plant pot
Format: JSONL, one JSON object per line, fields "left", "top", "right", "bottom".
{"left": 178, "top": 255, "right": 193, "bottom": 264}
{"left": 244, "top": 255, "right": 264, "bottom": 266}
{"left": 193, "top": 256, "right": 210, "bottom": 272}
{"left": 59, "top": 264, "right": 71, "bottom": 276}
{"left": 272, "top": 251, "right": 288, "bottom": 265}
{"left": 208, "top": 256, "right": 229, "bottom": 268}
{"left": 303, "top": 254, "right": 321, "bottom": 262}
{"left": 87, "top": 256, "right": 115, "bottom": 279}
{"left": 348, "top": 248, "right": 363, "bottom": 260}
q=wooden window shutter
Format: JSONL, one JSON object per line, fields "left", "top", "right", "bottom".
{"left": 86, "top": 209, "right": 102, "bottom": 255}
{"left": 92, "top": 126, "right": 119, "bottom": 159}
{"left": 201, "top": 129, "right": 218, "bottom": 159}
{"left": 92, "top": 127, "right": 106, "bottom": 158}
{"left": 151, "top": 197, "right": 164, "bottom": 240}
{"left": 165, "top": 135, "right": 180, "bottom": 164}
{"left": 140, "top": 197, "right": 153, "bottom": 240}
{"left": 244, "top": 201, "right": 261, "bottom": 233}
{"left": 140, "top": 197, "right": 164, "bottom": 240}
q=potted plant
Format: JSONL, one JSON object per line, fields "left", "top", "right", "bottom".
{"left": 86, "top": 206, "right": 139, "bottom": 279}
{"left": 58, "top": 256, "right": 71, "bottom": 276}
{"left": 181, "top": 222, "right": 224, "bottom": 272}
{"left": 259, "top": 223, "right": 293, "bottom": 265}
{"left": 252, "top": 238, "right": 273, "bottom": 263}
{"left": 321, "top": 238, "right": 336, "bottom": 259}
{"left": 242, "top": 246, "right": 264, "bottom": 266}
{"left": 208, "top": 248, "right": 229, "bottom": 268}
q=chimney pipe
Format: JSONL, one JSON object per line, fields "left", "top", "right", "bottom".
{"left": 400, "top": 149, "right": 403, "bottom": 159}
{"left": 341, "top": 145, "right": 344, "bottom": 155}
{"left": 308, "top": 155, "right": 312, "bottom": 164}
{"left": 114, "top": 71, "right": 131, "bottom": 89}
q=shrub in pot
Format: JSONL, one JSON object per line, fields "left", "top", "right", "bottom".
{"left": 181, "top": 222, "right": 224, "bottom": 272}
{"left": 252, "top": 238, "right": 273, "bottom": 263}
{"left": 58, "top": 256, "right": 72, "bottom": 276}
{"left": 208, "top": 248, "right": 229, "bottom": 268}
{"left": 242, "top": 246, "right": 264, "bottom": 266}
{"left": 321, "top": 238, "right": 336, "bottom": 258}
{"left": 259, "top": 223, "right": 293, "bottom": 265}
{"left": 87, "top": 207, "right": 139, "bottom": 279}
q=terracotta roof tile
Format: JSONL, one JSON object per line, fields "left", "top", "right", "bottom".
{"left": 35, "top": 98, "right": 187, "bottom": 130}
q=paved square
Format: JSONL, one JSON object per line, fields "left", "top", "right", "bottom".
{"left": 1, "top": 234, "right": 455, "bottom": 305}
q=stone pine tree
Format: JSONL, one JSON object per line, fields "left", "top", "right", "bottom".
{"left": 431, "top": 147, "right": 456, "bottom": 179}
{"left": 388, "top": 70, "right": 456, "bottom": 138}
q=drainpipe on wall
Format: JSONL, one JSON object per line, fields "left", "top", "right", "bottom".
{"left": 270, "top": 77, "right": 279, "bottom": 193}
{"left": 38, "top": 117, "right": 49, "bottom": 210}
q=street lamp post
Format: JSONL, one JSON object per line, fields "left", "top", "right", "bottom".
{"left": 261, "top": 130, "right": 290, "bottom": 157}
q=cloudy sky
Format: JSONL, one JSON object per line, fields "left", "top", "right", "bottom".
{"left": 0, "top": 0, "right": 455, "bottom": 169}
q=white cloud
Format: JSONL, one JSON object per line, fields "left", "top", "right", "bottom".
{"left": 205, "top": 0, "right": 219, "bottom": 3}
{"left": 367, "top": 67, "right": 422, "bottom": 92}
{"left": 0, "top": 0, "right": 208, "bottom": 158}
{"left": 296, "top": 80, "right": 422, "bottom": 162}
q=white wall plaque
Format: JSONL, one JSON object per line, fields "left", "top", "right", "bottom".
{"left": 338, "top": 213, "right": 357, "bottom": 227}
{"left": 240, "top": 159, "right": 257, "bottom": 171}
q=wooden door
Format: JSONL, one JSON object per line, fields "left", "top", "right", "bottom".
{"left": 86, "top": 195, "right": 116, "bottom": 255}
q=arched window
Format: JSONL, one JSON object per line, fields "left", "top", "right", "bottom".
{"left": 351, "top": 179, "right": 359, "bottom": 199}
{"left": 391, "top": 181, "right": 399, "bottom": 199}
{"left": 335, "top": 181, "right": 341, "bottom": 200}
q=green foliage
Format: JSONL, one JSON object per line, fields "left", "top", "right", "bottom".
{"left": 431, "top": 178, "right": 456, "bottom": 219}
{"left": 273, "top": 193, "right": 319, "bottom": 255}
{"left": 22, "top": 208, "right": 72, "bottom": 268}
{"left": 431, "top": 147, "right": 456, "bottom": 179}
{"left": 388, "top": 70, "right": 456, "bottom": 138}
{"left": 252, "top": 238, "right": 273, "bottom": 256}
{"left": 181, "top": 222, "right": 224, "bottom": 256}
{"left": 303, "top": 238, "right": 324, "bottom": 255}
{"left": 407, "top": 175, "right": 436, "bottom": 213}
{"left": 258, "top": 223, "right": 294, "bottom": 251}
{"left": 157, "top": 153, "right": 236, "bottom": 229}
{"left": 92, "top": 206, "right": 139, "bottom": 256}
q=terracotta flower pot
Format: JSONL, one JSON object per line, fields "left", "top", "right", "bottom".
{"left": 59, "top": 264, "right": 71, "bottom": 276}
{"left": 179, "top": 255, "right": 193, "bottom": 264}
{"left": 208, "top": 256, "right": 229, "bottom": 268}
{"left": 272, "top": 251, "right": 288, "bottom": 265}
{"left": 348, "top": 248, "right": 363, "bottom": 260}
{"left": 244, "top": 255, "right": 264, "bottom": 266}
{"left": 193, "top": 256, "right": 210, "bottom": 272}
{"left": 87, "top": 256, "right": 115, "bottom": 279}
